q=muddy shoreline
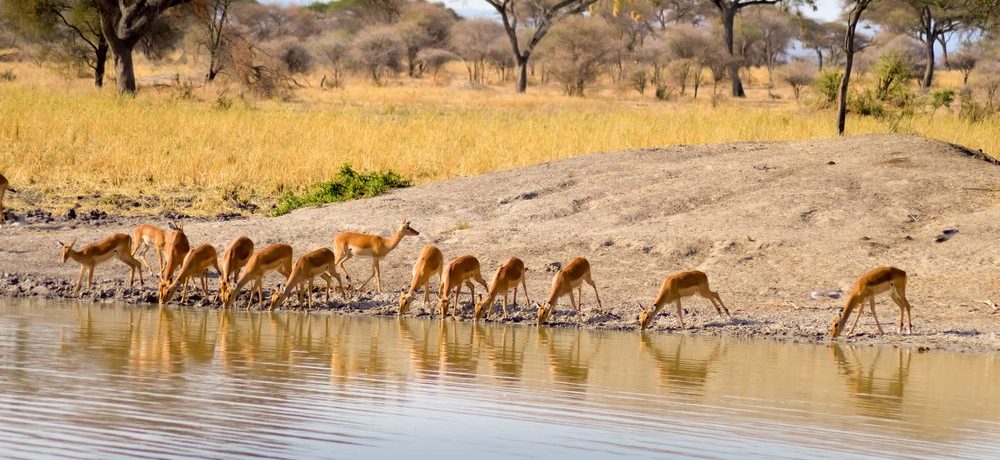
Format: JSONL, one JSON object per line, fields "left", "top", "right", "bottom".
{"left": 2, "top": 135, "right": 998, "bottom": 354}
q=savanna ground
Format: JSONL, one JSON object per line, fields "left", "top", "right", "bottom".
{"left": 0, "top": 61, "right": 997, "bottom": 217}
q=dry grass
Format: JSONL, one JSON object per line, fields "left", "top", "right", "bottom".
{"left": 0, "top": 62, "right": 996, "bottom": 216}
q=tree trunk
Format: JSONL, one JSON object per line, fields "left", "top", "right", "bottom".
{"left": 838, "top": 6, "right": 866, "bottom": 136}
{"left": 94, "top": 37, "right": 109, "bottom": 88}
{"left": 516, "top": 56, "right": 528, "bottom": 93}
{"left": 111, "top": 39, "right": 137, "bottom": 95}
{"left": 921, "top": 35, "right": 935, "bottom": 89}
{"left": 722, "top": 7, "right": 745, "bottom": 98}
{"left": 816, "top": 49, "right": 823, "bottom": 71}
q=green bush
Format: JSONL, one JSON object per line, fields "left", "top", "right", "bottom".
{"left": 272, "top": 163, "right": 412, "bottom": 216}
{"left": 872, "top": 53, "right": 915, "bottom": 103}
{"left": 812, "top": 69, "right": 842, "bottom": 104}
{"left": 930, "top": 88, "right": 955, "bottom": 114}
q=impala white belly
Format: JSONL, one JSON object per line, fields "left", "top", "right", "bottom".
{"left": 350, "top": 246, "right": 375, "bottom": 257}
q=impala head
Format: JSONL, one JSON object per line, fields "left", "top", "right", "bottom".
{"left": 269, "top": 289, "right": 285, "bottom": 310}
{"left": 399, "top": 292, "right": 413, "bottom": 315}
{"left": 400, "top": 219, "right": 419, "bottom": 236}
{"left": 472, "top": 294, "right": 488, "bottom": 321}
{"left": 830, "top": 310, "right": 847, "bottom": 338}
{"left": 638, "top": 306, "right": 655, "bottom": 330}
{"left": 57, "top": 239, "right": 76, "bottom": 263}
{"left": 158, "top": 281, "right": 175, "bottom": 305}
{"left": 438, "top": 296, "right": 450, "bottom": 317}
{"left": 535, "top": 302, "right": 553, "bottom": 325}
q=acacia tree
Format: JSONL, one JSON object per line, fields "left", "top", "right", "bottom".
{"left": 796, "top": 18, "right": 844, "bottom": 70}
{"left": 870, "top": 0, "right": 971, "bottom": 89}
{"left": 1, "top": 0, "right": 109, "bottom": 86}
{"left": 191, "top": 0, "right": 235, "bottom": 81}
{"left": 481, "top": 0, "right": 602, "bottom": 93}
{"left": 707, "top": 0, "right": 812, "bottom": 97}
{"left": 94, "top": 0, "right": 191, "bottom": 94}
{"left": 837, "top": 0, "right": 874, "bottom": 135}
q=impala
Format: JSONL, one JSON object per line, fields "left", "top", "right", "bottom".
{"left": 536, "top": 257, "right": 602, "bottom": 325}
{"left": 0, "top": 173, "right": 14, "bottom": 227}
{"left": 269, "top": 247, "right": 346, "bottom": 310}
{"left": 399, "top": 245, "right": 444, "bottom": 315}
{"left": 638, "top": 270, "right": 731, "bottom": 330}
{"left": 160, "top": 223, "right": 190, "bottom": 285}
{"left": 222, "top": 243, "right": 293, "bottom": 309}
{"left": 159, "top": 244, "right": 221, "bottom": 304}
{"left": 830, "top": 266, "right": 913, "bottom": 338}
{"left": 437, "top": 255, "right": 488, "bottom": 318}
{"left": 59, "top": 234, "right": 144, "bottom": 296}
{"left": 474, "top": 257, "right": 530, "bottom": 321}
{"left": 333, "top": 219, "right": 419, "bottom": 292}
{"left": 131, "top": 224, "right": 167, "bottom": 276}
{"left": 219, "top": 236, "right": 254, "bottom": 300}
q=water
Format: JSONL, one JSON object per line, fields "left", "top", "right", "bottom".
{"left": 0, "top": 299, "right": 997, "bottom": 459}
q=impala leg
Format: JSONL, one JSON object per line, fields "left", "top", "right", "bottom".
{"left": 201, "top": 275, "right": 210, "bottom": 298}
{"left": 675, "top": 299, "right": 685, "bottom": 329}
{"left": 585, "top": 273, "right": 603, "bottom": 309}
{"left": 522, "top": 277, "right": 531, "bottom": 306}
{"left": 74, "top": 266, "right": 85, "bottom": 296}
{"left": 374, "top": 259, "right": 383, "bottom": 293}
{"left": 87, "top": 266, "right": 94, "bottom": 291}
{"left": 893, "top": 283, "right": 914, "bottom": 334}
{"left": 848, "top": 299, "right": 865, "bottom": 335}
{"left": 422, "top": 280, "right": 430, "bottom": 308}
{"left": 357, "top": 259, "right": 378, "bottom": 291}
{"left": 502, "top": 291, "right": 510, "bottom": 318}
{"left": 569, "top": 289, "right": 582, "bottom": 323}
{"left": 869, "top": 296, "right": 884, "bottom": 335}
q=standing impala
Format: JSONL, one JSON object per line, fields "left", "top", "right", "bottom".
{"left": 536, "top": 257, "right": 602, "bottom": 325}
{"left": 0, "top": 173, "right": 14, "bottom": 227}
{"left": 474, "top": 257, "right": 530, "bottom": 321}
{"left": 160, "top": 224, "right": 190, "bottom": 285}
{"left": 219, "top": 236, "right": 254, "bottom": 300}
{"left": 437, "top": 255, "right": 488, "bottom": 318}
{"left": 222, "top": 243, "right": 293, "bottom": 309}
{"left": 399, "top": 245, "right": 444, "bottom": 315}
{"left": 638, "top": 270, "right": 731, "bottom": 330}
{"left": 59, "top": 234, "right": 144, "bottom": 296}
{"left": 131, "top": 224, "right": 167, "bottom": 276}
{"left": 830, "top": 266, "right": 913, "bottom": 338}
{"left": 333, "top": 219, "right": 419, "bottom": 293}
{"left": 269, "top": 247, "right": 345, "bottom": 310}
{"left": 159, "top": 244, "right": 221, "bottom": 304}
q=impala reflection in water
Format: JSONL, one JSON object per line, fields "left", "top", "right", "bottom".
{"left": 0, "top": 299, "right": 998, "bottom": 459}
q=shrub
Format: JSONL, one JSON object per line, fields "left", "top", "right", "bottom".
{"left": 778, "top": 61, "right": 817, "bottom": 100}
{"left": 812, "top": 69, "right": 841, "bottom": 105}
{"left": 0, "top": 69, "right": 15, "bottom": 82}
{"left": 351, "top": 27, "right": 405, "bottom": 85}
{"left": 272, "top": 163, "right": 412, "bottom": 216}
{"left": 872, "top": 53, "right": 914, "bottom": 102}
{"left": 539, "top": 17, "right": 616, "bottom": 96}
{"left": 930, "top": 89, "right": 955, "bottom": 115}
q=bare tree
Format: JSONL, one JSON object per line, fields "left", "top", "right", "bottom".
{"left": 838, "top": 0, "right": 874, "bottom": 135}
{"left": 191, "top": 0, "right": 234, "bottom": 81}
{"left": 778, "top": 59, "right": 816, "bottom": 98}
{"left": 482, "top": 0, "right": 602, "bottom": 93}
{"left": 951, "top": 49, "right": 977, "bottom": 86}
{"left": 350, "top": 25, "right": 404, "bottom": 85}
{"left": 539, "top": 15, "right": 616, "bottom": 96}
{"left": 450, "top": 18, "right": 503, "bottom": 85}
{"left": 396, "top": 1, "right": 456, "bottom": 77}
{"left": 312, "top": 32, "right": 350, "bottom": 88}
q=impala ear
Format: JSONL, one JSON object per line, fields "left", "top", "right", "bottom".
{"left": 57, "top": 241, "right": 64, "bottom": 247}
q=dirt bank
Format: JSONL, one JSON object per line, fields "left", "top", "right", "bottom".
{"left": 2, "top": 134, "right": 998, "bottom": 352}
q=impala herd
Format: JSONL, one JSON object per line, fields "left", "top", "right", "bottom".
{"left": 49, "top": 217, "right": 914, "bottom": 338}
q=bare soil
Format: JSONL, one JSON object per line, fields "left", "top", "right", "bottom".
{"left": 2, "top": 134, "right": 998, "bottom": 352}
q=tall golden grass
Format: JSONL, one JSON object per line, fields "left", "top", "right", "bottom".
{"left": 0, "top": 63, "right": 996, "bottom": 215}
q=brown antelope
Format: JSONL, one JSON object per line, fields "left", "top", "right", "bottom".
{"left": 638, "top": 270, "right": 731, "bottom": 330}
{"left": 269, "top": 248, "right": 346, "bottom": 310}
{"left": 58, "top": 234, "right": 144, "bottom": 296}
{"left": 160, "top": 223, "right": 190, "bottom": 284}
{"left": 437, "top": 255, "right": 488, "bottom": 318}
{"left": 159, "top": 244, "right": 221, "bottom": 304}
{"left": 536, "top": 257, "right": 602, "bottom": 325}
{"left": 474, "top": 257, "right": 530, "bottom": 321}
{"left": 399, "top": 245, "right": 445, "bottom": 315}
{"left": 131, "top": 224, "right": 167, "bottom": 276}
{"left": 222, "top": 243, "right": 293, "bottom": 309}
{"left": 333, "top": 219, "right": 420, "bottom": 292}
{"left": 0, "top": 173, "right": 14, "bottom": 227}
{"left": 830, "top": 266, "right": 913, "bottom": 338}
{"left": 219, "top": 236, "right": 254, "bottom": 300}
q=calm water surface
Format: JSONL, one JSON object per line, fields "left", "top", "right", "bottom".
{"left": 0, "top": 299, "right": 997, "bottom": 459}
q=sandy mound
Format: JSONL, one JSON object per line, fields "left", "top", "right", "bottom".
{"left": 2, "top": 134, "right": 998, "bottom": 351}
